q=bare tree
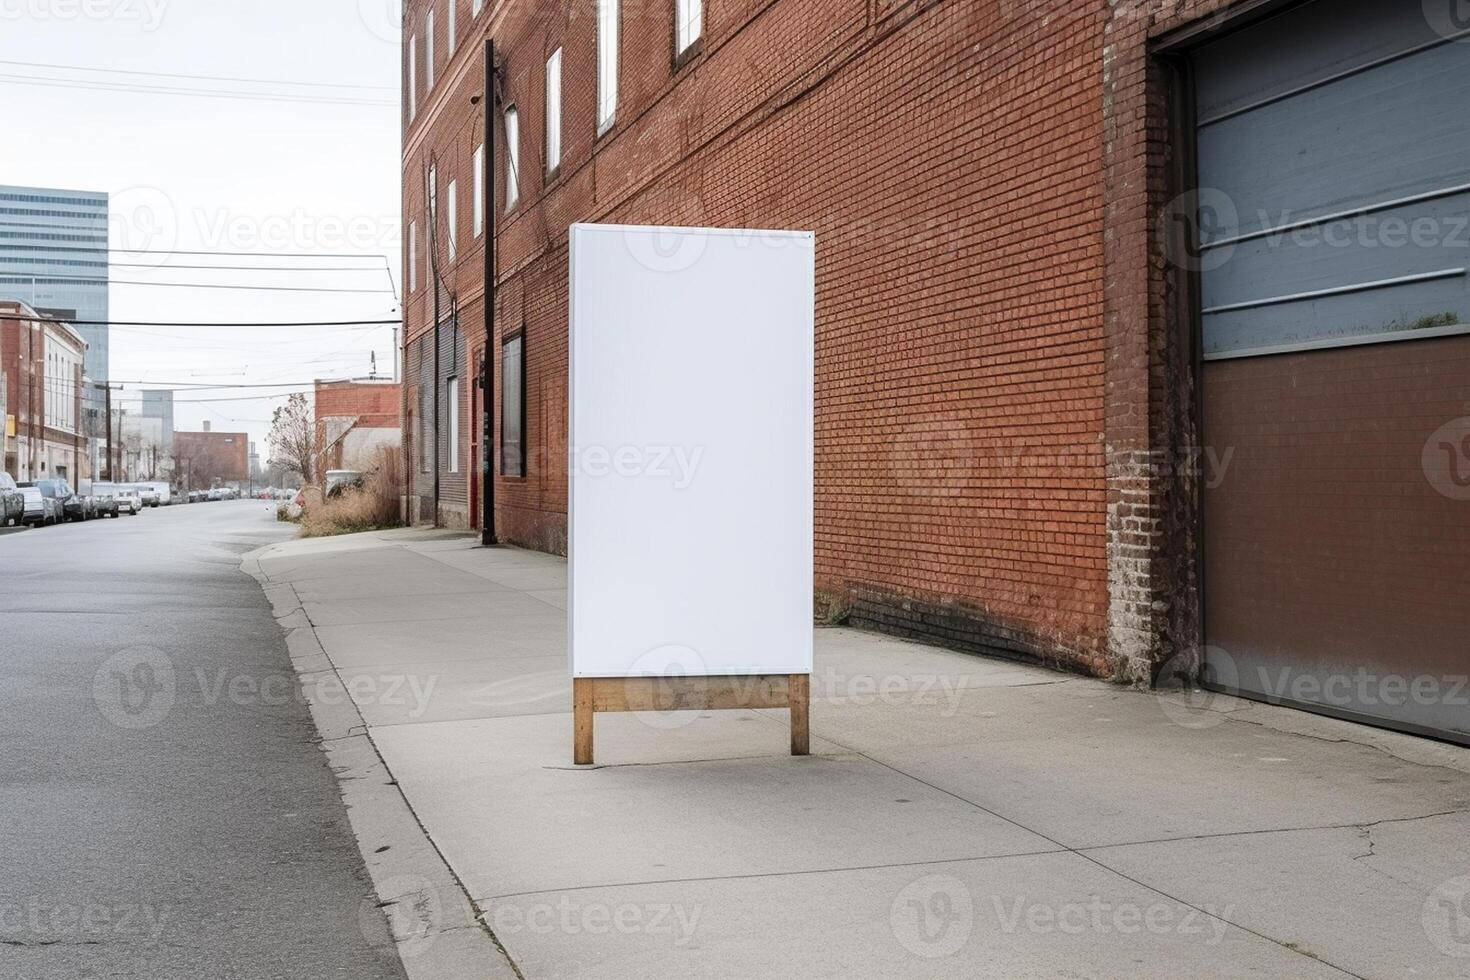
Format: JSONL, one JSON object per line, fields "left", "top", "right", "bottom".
{"left": 268, "top": 393, "right": 322, "bottom": 485}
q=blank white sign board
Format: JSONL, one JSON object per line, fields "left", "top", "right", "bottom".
{"left": 569, "top": 223, "right": 814, "bottom": 679}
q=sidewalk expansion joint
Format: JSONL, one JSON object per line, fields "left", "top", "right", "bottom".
{"left": 476, "top": 847, "right": 1073, "bottom": 903}
{"left": 744, "top": 706, "right": 1373, "bottom": 980}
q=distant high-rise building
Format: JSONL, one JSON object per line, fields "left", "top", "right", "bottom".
{"left": 0, "top": 186, "right": 109, "bottom": 384}
{"left": 0, "top": 185, "right": 111, "bottom": 478}
{"left": 141, "top": 388, "right": 174, "bottom": 457}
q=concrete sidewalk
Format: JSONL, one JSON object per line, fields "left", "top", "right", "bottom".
{"left": 246, "top": 528, "right": 1470, "bottom": 979}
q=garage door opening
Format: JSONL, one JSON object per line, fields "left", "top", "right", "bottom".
{"left": 1188, "top": 0, "right": 1470, "bottom": 745}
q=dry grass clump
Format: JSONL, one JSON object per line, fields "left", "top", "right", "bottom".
{"left": 298, "top": 449, "right": 403, "bottom": 538}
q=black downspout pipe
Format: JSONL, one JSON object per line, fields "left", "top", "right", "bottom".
{"left": 431, "top": 168, "right": 441, "bottom": 528}
{"left": 481, "top": 36, "right": 498, "bottom": 546}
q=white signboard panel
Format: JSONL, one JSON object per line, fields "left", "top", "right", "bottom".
{"left": 569, "top": 224, "right": 814, "bottom": 679}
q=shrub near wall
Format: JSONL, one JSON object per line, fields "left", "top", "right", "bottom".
{"left": 298, "top": 448, "right": 405, "bottom": 538}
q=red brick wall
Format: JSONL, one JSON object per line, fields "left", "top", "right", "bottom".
{"left": 403, "top": 0, "right": 1112, "bottom": 669}
{"left": 403, "top": 0, "right": 1257, "bottom": 677}
{"left": 1, "top": 308, "right": 88, "bottom": 476}
{"left": 315, "top": 381, "right": 402, "bottom": 429}
{"left": 173, "top": 430, "right": 249, "bottom": 483}
{"left": 316, "top": 380, "right": 403, "bottom": 471}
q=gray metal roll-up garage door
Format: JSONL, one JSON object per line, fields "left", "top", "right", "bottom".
{"left": 1193, "top": 0, "right": 1470, "bottom": 744}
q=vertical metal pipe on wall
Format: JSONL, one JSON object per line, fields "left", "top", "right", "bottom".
{"left": 430, "top": 166, "right": 441, "bottom": 527}
{"left": 481, "top": 36, "right": 498, "bottom": 546}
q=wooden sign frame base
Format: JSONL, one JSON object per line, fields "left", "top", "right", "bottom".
{"left": 573, "top": 674, "right": 810, "bottom": 765}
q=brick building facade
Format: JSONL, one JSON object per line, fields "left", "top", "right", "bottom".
{"left": 315, "top": 378, "right": 403, "bottom": 471}
{"left": 173, "top": 425, "right": 249, "bottom": 489}
{"left": 402, "top": 0, "right": 1428, "bottom": 689}
{"left": 1, "top": 301, "right": 89, "bottom": 484}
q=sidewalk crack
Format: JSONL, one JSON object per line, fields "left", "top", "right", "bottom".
{"left": 1080, "top": 807, "right": 1470, "bottom": 852}
{"left": 1219, "top": 708, "right": 1470, "bottom": 777}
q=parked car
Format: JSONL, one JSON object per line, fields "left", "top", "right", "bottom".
{"left": 94, "top": 483, "right": 142, "bottom": 516}
{"left": 133, "top": 484, "right": 161, "bottom": 508}
{"left": 89, "top": 490, "right": 119, "bottom": 519}
{"left": 207, "top": 487, "right": 222, "bottom": 501}
{"left": 142, "top": 481, "right": 170, "bottom": 506}
{"left": 0, "top": 472, "right": 23, "bottom": 527}
{"left": 18, "top": 485, "right": 60, "bottom": 526}
{"left": 114, "top": 486, "right": 142, "bottom": 515}
{"left": 325, "top": 470, "right": 364, "bottom": 498}
{"left": 188, "top": 489, "right": 205, "bottom": 503}
{"left": 22, "top": 479, "right": 85, "bottom": 522}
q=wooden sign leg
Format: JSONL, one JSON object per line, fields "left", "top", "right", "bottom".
{"left": 573, "top": 678, "right": 594, "bottom": 765}
{"left": 789, "top": 673, "right": 810, "bottom": 756}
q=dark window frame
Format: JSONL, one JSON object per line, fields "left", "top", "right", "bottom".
{"left": 500, "top": 332, "right": 526, "bottom": 478}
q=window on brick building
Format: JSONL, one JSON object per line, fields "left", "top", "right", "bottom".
{"left": 545, "top": 49, "right": 562, "bottom": 173}
{"left": 473, "top": 143, "right": 484, "bottom": 236}
{"left": 408, "top": 35, "right": 417, "bottom": 117}
{"left": 472, "top": 0, "right": 482, "bottom": 15}
{"left": 597, "top": 0, "right": 618, "bottom": 133}
{"left": 504, "top": 106, "right": 520, "bottom": 210}
{"left": 426, "top": 8, "right": 435, "bottom": 90}
{"left": 447, "top": 180, "right": 458, "bottom": 260}
{"left": 447, "top": 376, "right": 460, "bottom": 472}
{"left": 409, "top": 220, "right": 418, "bottom": 291}
{"left": 676, "top": 0, "right": 701, "bottom": 57}
{"left": 501, "top": 334, "right": 524, "bottom": 477}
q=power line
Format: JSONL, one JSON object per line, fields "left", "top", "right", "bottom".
{"left": 8, "top": 262, "right": 394, "bottom": 273}
{"left": 1, "top": 244, "right": 393, "bottom": 260}
{"left": 2, "top": 275, "right": 395, "bottom": 294}
{"left": 0, "top": 317, "right": 401, "bottom": 327}
{"left": 0, "top": 73, "right": 396, "bottom": 107}
{"left": 40, "top": 378, "right": 381, "bottom": 397}
{"left": 0, "top": 59, "right": 396, "bottom": 91}
{"left": 95, "top": 378, "right": 377, "bottom": 390}
{"left": 200, "top": 403, "right": 272, "bottom": 425}
{"left": 175, "top": 390, "right": 322, "bottom": 403}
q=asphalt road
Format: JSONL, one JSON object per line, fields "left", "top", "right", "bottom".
{"left": 0, "top": 501, "right": 408, "bottom": 980}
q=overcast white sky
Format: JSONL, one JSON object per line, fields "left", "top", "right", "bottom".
{"left": 1, "top": 0, "right": 403, "bottom": 455}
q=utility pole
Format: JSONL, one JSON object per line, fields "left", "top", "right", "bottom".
{"left": 103, "top": 382, "right": 113, "bottom": 481}
{"left": 26, "top": 320, "right": 37, "bottom": 480}
{"left": 112, "top": 394, "right": 122, "bottom": 480}
{"left": 432, "top": 168, "right": 441, "bottom": 529}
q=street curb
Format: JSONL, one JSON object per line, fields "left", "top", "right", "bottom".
{"left": 242, "top": 547, "right": 523, "bottom": 980}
